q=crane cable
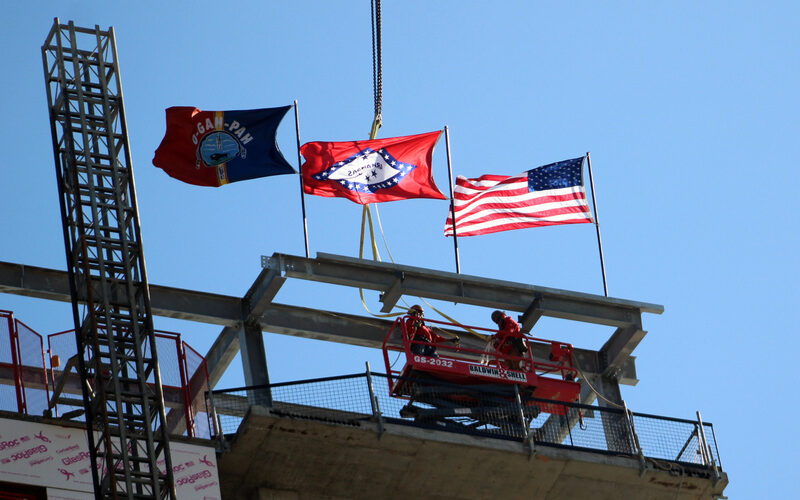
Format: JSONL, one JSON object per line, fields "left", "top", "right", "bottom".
{"left": 356, "top": 0, "right": 484, "bottom": 342}
{"left": 362, "top": 0, "right": 383, "bottom": 261}
{"left": 357, "top": 0, "right": 398, "bottom": 319}
{"left": 570, "top": 353, "right": 625, "bottom": 409}
{"left": 370, "top": 0, "right": 383, "bottom": 133}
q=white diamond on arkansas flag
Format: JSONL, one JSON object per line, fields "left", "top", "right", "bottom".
{"left": 300, "top": 131, "right": 446, "bottom": 204}
{"left": 312, "top": 148, "right": 416, "bottom": 193}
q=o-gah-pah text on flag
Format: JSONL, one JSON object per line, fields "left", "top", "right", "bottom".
{"left": 153, "top": 106, "right": 296, "bottom": 187}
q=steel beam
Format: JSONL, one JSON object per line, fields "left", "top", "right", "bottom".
{"left": 243, "top": 265, "right": 286, "bottom": 319}
{"left": 204, "top": 326, "right": 241, "bottom": 386}
{"left": 0, "top": 260, "right": 640, "bottom": 387}
{"left": 0, "top": 261, "right": 241, "bottom": 326}
{"left": 600, "top": 323, "right": 646, "bottom": 378}
{"left": 520, "top": 297, "right": 544, "bottom": 332}
{"left": 379, "top": 276, "right": 404, "bottom": 313}
{"left": 264, "top": 253, "right": 663, "bottom": 327}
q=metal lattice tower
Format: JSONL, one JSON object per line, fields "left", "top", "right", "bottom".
{"left": 42, "top": 19, "right": 176, "bottom": 499}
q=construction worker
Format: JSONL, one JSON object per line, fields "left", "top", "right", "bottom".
{"left": 405, "top": 305, "right": 459, "bottom": 357}
{"left": 490, "top": 310, "right": 528, "bottom": 370}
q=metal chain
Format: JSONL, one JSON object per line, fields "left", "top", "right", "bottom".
{"left": 371, "top": 0, "right": 382, "bottom": 118}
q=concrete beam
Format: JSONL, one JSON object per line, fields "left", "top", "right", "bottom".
{"left": 221, "top": 407, "right": 729, "bottom": 500}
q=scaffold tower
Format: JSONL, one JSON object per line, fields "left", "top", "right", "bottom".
{"left": 41, "top": 19, "right": 176, "bottom": 499}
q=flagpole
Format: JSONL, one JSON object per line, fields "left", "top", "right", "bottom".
{"left": 294, "top": 100, "right": 310, "bottom": 258}
{"left": 585, "top": 152, "right": 608, "bottom": 296}
{"left": 444, "top": 126, "right": 461, "bottom": 274}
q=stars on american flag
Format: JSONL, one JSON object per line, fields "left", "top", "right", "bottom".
{"left": 527, "top": 157, "right": 585, "bottom": 192}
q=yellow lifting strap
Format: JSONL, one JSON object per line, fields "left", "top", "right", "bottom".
{"left": 356, "top": 114, "right": 486, "bottom": 341}
{"left": 357, "top": 114, "right": 403, "bottom": 319}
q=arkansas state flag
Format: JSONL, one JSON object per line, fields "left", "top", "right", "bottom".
{"left": 152, "top": 106, "right": 295, "bottom": 187}
{"left": 300, "top": 131, "right": 446, "bottom": 204}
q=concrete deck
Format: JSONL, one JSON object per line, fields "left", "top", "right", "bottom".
{"left": 219, "top": 406, "right": 727, "bottom": 500}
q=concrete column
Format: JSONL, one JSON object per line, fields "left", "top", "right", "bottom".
{"left": 239, "top": 321, "right": 272, "bottom": 406}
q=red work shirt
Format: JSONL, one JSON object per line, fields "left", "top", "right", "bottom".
{"left": 494, "top": 316, "right": 524, "bottom": 356}
{"left": 405, "top": 317, "right": 447, "bottom": 344}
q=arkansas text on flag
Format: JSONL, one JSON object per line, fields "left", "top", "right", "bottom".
{"left": 300, "top": 131, "right": 446, "bottom": 204}
{"left": 444, "top": 156, "right": 593, "bottom": 237}
{"left": 152, "top": 106, "right": 295, "bottom": 187}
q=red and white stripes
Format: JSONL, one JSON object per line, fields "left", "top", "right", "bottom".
{"left": 444, "top": 174, "right": 593, "bottom": 237}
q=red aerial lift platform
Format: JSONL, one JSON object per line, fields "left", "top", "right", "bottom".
{"left": 382, "top": 315, "right": 581, "bottom": 423}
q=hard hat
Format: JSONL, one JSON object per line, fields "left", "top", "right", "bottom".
{"left": 409, "top": 304, "right": 424, "bottom": 315}
{"left": 491, "top": 310, "right": 505, "bottom": 325}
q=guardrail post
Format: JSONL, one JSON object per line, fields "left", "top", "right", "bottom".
{"left": 514, "top": 385, "right": 535, "bottom": 457}
{"left": 205, "top": 389, "right": 228, "bottom": 451}
{"left": 623, "top": 401, "right": 646, "bottom": 475}
{"left": 365, "top": 362, "right": 384, "bottom": 438}
{"left": 696, "top": 411, "right": 720, "bottom": 484}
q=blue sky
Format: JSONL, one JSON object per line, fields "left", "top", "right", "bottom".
{"left": 1, "top": 2, "right": 798, "bottom": 497}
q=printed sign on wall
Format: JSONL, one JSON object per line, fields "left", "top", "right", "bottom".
{"left": 0, "top": 417, "right": 220, "bottom": 499}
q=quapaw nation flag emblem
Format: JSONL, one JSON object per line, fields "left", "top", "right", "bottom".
{"left": 152, "top": 106, "right": 295, "bottom": 187}
{"left": 198, "top": 129, "right": 246, "bottom": 167}
{"left": 300, "top": 131, "right": 446, "bottom": 204}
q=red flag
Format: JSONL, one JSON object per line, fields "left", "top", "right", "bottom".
{"left": 300, "top": 131, "right": 446, "bottom": 204}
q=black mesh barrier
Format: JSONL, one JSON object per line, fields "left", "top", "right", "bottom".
{"left": 208, "top": 372, "right": 722, "bottom": 472}
{"left": 632, "top": 413, "right": 722, "bottom": 468}
{"left": 184, "top": 343, "right": 211, "bottom": 439}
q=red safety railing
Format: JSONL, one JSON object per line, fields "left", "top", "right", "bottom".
{"left": 0, "top": 310, "right": 50, "bottom": 415}
{"left": 15, "top": 319, "right": 50, "bottom": 416}
{"left": 46, "top": 327, "right": 212, "bottom": 438}
{"left": 0, "top": 310, "right": 210, "bottom": 438}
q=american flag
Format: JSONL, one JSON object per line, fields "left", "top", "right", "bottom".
{"left": 444, "top": 156, "right": 594, "bottom": 237}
